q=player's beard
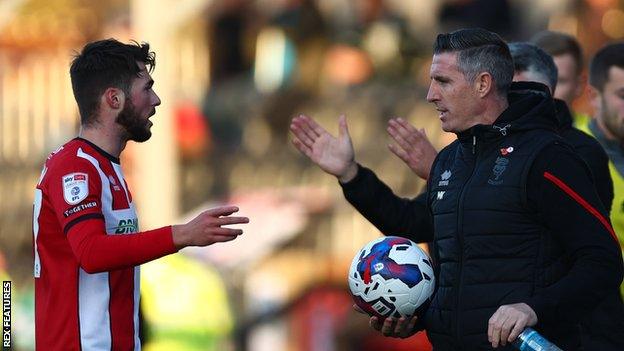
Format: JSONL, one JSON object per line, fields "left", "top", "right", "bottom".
{"left": 116, "top": 98, "right": 152, "bottom": 142}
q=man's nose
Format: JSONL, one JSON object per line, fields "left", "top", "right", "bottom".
{"left": 152, "top": 92, "right": 161, "bottom": 106}
{"left": 426, "top": 84, "right": 438, "bottom": 102}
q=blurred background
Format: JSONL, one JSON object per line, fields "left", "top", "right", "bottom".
{"left": 1, "top": 0, "right": 623, "bottom": 350}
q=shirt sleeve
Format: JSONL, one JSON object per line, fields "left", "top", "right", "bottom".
{"left": 66, "top": 221, "right": 177, "bottom": 273}
{"left": 524, "top": 143, "right": 623, "bottom": 325}
{"left": 46, "top": 157, "right": 178, "bottom": 273}
{"left": 340, "top": 164, "right": 434, "bottom": 243}
{"left": 46, "top": 157, "right": 104, "bottom": 233}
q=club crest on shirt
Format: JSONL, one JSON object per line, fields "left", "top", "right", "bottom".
{"left": 63, "top": 172, "right": 88, "bottom": 205}
{"left": 487, "top": 157, "right": 509, "bottom": 185}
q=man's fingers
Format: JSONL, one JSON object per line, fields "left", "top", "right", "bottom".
{"left": 289, "top": 125, "right": 314, "bottom": 148}
{"left": 215, "top": 216, "right": 249, "bottom": 226}
{"left": 381, "top": 318, "right": 395, "bottom": 336}
{"left": 338, "top": 114, "right": 350, "bottom": 139}
{"left": 207, "top": 227, "right": 243, "bottom": 236}
{"left": 291, "top": 139, "right": 314, "bottom": 159}
{"left": 211, "top": 234, "right": 239, "bottom": 243}
{"left": 489, "top": 314, "right": 508, "bottom": 348}
{"left": 389, "top": 118, "right": 419, "bottom": 140}
{"left": 406, "top": 316, "right": 418, "bottom": 337}
{"left": 388, "top": 143, "right": 410, "bottom": 164}
{"left": 393, "top": 317, "right": 406, "bottom": 335}
{"left": 369, "top": 316, "right": 382, "bottom": 331}
{"left": 388, "top": 126, "right": 415, "bottom": 153}
{"left": 499, "top": 318, "right": 516, "bottom": 346}
{"left": 508, "top": 323, "right": 525, "bottom": 343}
{"left": 488, "top": 312, "right": 498, "bottom": 343}
{"left": 395, "top": 117, "right": 419, "bottom": 134}
{"left": 290, "top": 123, "right": 317, "bottom": 148}
{"left": 204, "top": 206, "right": 239, "bottom": 217}
{"left": 388, "top": 119, "right": 412, "bottom": 140}
{"left": 296, "top": 114, "right": 325, "bottom": 137}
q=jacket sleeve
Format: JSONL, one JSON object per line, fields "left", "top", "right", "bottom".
{"left": 339, "top": 164, "right": 434, "bottom": 243}
{"left": 524, "top": 143, "right": 623, "bottom": 325}
{"left": 572, "top": 130, "right": 614, "bottom": 212}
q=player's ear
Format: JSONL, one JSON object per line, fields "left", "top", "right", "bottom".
{"left": 103, "top": 88, "right": 125, "bottom": 111}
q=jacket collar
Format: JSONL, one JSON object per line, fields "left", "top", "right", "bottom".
{"left": 457, "top": 81, "right": 557, "bottom": 144}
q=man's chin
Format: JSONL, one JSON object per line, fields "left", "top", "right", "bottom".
{"left": 126, "top": 128, "right": 152, "bottom": 143}
{"left": 133, "top": 132, "right": 152, "bottom": 143}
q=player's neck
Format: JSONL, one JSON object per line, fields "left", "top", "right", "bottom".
{"left": 78, "top": 126, "right": 125, "bottom": 158}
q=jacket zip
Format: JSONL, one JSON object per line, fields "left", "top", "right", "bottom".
{"left": 453, "top": 132, "right": 480, "bottom": 347}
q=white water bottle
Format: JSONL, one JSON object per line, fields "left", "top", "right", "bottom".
{"left": 512, "top": 327, "right": 563, "bottom": 351}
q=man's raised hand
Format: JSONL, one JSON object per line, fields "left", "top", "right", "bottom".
{"left": 290, "top": 114, "right": 358, "bottom": 182}
{"left": 387, "top": 117, "right": 438, "bottom": 180}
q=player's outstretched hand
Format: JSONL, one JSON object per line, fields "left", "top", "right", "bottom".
{"left": 172, "top": 205, "right": 249, "bottom": 249}
{"left": 387, "top": 117, "right": 438, "bottom": 181}
{"left": 353, "top": 304, "right": 419, "bottom": 339}
{"left": 290, "top": 114, "right": 358, "bottom": 182}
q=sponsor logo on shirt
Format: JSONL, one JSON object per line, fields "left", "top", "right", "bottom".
{"left": 439, "top": 170, "right": 452, "bottom": 186}
{"left": 63, "top": 201, "right": 97, "bottom": 217}
{"left": 62, "top": 173, "right": 89, "bottom": 205}
{"left": 115, "top": 218, "right": 138, "bottom": 234}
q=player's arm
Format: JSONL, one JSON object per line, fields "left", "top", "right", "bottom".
{"left": 46, "top": 162, "right": 177, "bottom": 273}
{"left": 340, "top": 164, "right": 433, "bottom": 243}
{"left": 525, "top": 143, "right": 623, "bottom": 324}
{"left": 49, "top": 162, "right": 247, "bottom": 273}
{"left": 65, "top": 204, "right": 248, "bottom": 274}
{"left": 66, "top": 219, "right": 176, "bottom": 273}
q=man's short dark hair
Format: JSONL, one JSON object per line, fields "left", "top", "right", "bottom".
{"left": 70, "top": 39, "right": 155, "bottom": 126}
{"left": 434, "top": 28, "right": 514, "bottom": 96}
{"left": 531, "top": 31, "right": 583, "bottom": 74}
{"left": 508, "top": 42, "right": 558, "bottom": 91}
{"left": 589, "top": 42, "right": 624, "bottom": 92}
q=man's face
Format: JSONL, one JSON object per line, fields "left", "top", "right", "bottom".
{"left": 594, "top": 66, "right": 624, "bottom": 141}
{"left": 553, "top": 53, "right": 583, "bottom": 105}
{"left": 116, "top": 61, "right": 161, "bottom": 142}
{"left": 426, "top": 52, "right": 482, "bottom": 133}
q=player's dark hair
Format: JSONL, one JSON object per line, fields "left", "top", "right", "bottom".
{"left": 508, "top": 42, "right": 558, "bottom": 91}
{"left": 70, "top": 39, "right": 155, "bottom": 126}
{"left": 434, "top": 28, "right": 514, "bottom": 96}
{"left": 531, "top": 31, "right": 583, "bottom": 75}
{"left": 589, "top": 42, "right": 624, "bottom": 92}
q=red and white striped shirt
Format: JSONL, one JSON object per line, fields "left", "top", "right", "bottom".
{"left": 33, "top": 138, "right": 176, "bottom": 350}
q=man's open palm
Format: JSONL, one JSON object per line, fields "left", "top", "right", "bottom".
{"left": 290, "top": 114, "right": 355, "bottom": 180}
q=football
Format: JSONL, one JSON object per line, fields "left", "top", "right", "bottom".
{"left": 348, "top": 236, "right": 435, "bottom": 320}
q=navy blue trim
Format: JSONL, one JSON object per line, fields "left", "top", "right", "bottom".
{"left": 74, "top": 137, "right": 120, "bottom": 164}
{"left": 64, "top": 213, "right": 104, "bottom": 235}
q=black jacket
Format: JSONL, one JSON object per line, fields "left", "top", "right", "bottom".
{"left": 341, "top": 82, "right": 623, "bottom": 350}
{"left": 554, "top": 99, "right": 614, "bottom": 211}
{"left": 553, "top": 100, "right": 624, "bottom": 350}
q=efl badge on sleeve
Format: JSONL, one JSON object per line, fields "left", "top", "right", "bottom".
{"left": 63, "top": 173, "right": 89, "bottom": 205}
